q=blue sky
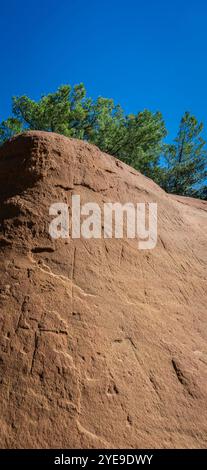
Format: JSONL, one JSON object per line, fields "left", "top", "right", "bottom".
{"left": 0, "top": 0, "right": 207, "bottom": 140}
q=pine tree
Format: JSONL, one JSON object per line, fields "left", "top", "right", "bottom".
{"left": 162, "top": 112, "right": 207, "bottom": 195}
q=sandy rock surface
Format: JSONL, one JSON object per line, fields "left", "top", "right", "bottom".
{"left": 0, "top": 131, "right": 207, "bottom": 448}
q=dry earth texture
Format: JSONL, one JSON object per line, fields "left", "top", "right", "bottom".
{"left": 0, "top": 131, "right": 207, "bottom": 448}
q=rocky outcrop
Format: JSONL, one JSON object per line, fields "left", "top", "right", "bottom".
{"left": 0, "top": 131, "right": 207, "bottom": 448}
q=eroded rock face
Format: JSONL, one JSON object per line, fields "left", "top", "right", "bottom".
{"left": 0, "top": 131, "right": 207, "bottom": 449}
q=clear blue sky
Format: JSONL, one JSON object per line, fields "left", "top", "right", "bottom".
{"left": 0, "top": 0, "right": 207, "bottom": 140}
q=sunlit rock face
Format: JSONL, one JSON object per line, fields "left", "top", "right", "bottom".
{"left": 0, "top": 131, "right": 207, "bottom": 449}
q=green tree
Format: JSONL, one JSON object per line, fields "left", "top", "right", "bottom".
{"left": 12, "top": 84, "right": 87, "bottom": 137}
{"left": 192, "top": 185, "right": 207, "bottom": 200}
{"left": 109, "top": 110, "right": 167, "bottom": 178}
{"left": 162, "top": 112, "right": 207, "bottom": 195}
{"left": 0, "top": 117, "right": 23, "bottom": 142}
{"left": 1, "top": 87, "right": 207, "bottom": 198}
{"left": 0, "top": 83, "right": 166, "bottom": 182}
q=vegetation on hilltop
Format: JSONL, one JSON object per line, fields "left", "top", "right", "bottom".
{"left": 0, "top": 84, "right": 206, "bottom": 199}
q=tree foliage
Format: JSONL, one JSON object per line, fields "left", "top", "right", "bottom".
{"left": 0, "top": 85, "right": 206, "bottom": 199}
{"left": 161, "top": 112, "right": 207, "bottom": 196}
